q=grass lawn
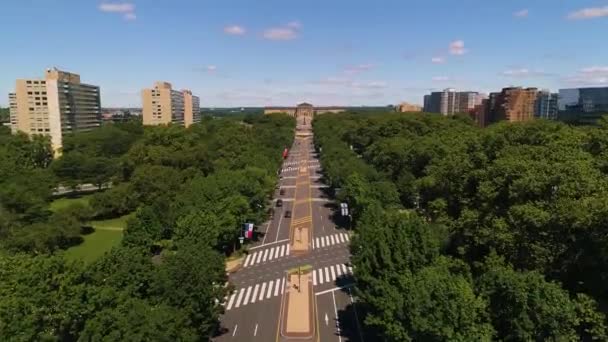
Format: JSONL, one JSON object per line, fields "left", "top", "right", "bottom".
{"left": 64, "top": 213, "right": 134, "bottom": 263}
{"left": 49, "top": 195, "right": 93, "bottom": 212}
{"left": 64, "top": 229, "right": 124, "bottom": 263}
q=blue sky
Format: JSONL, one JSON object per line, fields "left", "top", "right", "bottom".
{"left": 2, "top": 1, "right": 608, "bottom": 107}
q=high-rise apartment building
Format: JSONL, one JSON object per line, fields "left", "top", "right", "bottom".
{"left": 183, "top": 89, "right": 201, "bottom": 127}
{"left": 535, "top": 90, "right": 558, "bottom": 120}
{"left": 423, "top": 89, "right": 483, "bottom": 115}
{"left": 8, "top": 68, "right": 101, "bottom": 153}
{"left": 142, "top": 82, "right": 200, "bottom": 127}
{"left": 492, "top": 87, "right": 539, "bottom": 123}
{"left": 557, "top": 87, "right": 608, "bottom": 124}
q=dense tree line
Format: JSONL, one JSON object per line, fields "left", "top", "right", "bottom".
{"left": 314, "top": 112, "right": 608, "bottom": 341}
{"left": 0, "top": 114, "right": 295, "bottom": 340}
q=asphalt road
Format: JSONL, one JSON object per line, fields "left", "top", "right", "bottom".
{"left": 215, "top": 122, "right": 363, "bottom": 342}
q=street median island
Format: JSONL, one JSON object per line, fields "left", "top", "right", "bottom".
{"left": 280, "top": 266, "right": 315, "bottom": 339}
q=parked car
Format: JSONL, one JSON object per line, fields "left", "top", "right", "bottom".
{"left": 276, "top": 199, "right": 283, "bottom": 207}
{"left": 285, "top": 210, "right": 292, "bottom": 218}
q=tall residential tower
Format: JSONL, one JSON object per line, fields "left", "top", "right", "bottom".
{"left": 8, "top": 68, "right": 101, "bottom": 153}
{"left": 142, "top": 81, "right": 200, "bottom": 127}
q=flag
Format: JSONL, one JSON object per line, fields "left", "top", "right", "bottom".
{"left": 246, "top": 223, "right": 254, "bottom": 239}
{"left": 282, "top": 148, "right": 288, "bottom": 159}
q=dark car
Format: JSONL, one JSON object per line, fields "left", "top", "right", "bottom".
{"left": 279, "top": 189, "right": 285, "bottom": 195}
{"left": 276, "top": 199, "right": 283, "bottom": 207}
{"left": 285, "top": 210, "right": 292, "bottom": 218}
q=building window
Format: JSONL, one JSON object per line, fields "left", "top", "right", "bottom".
{"left": 27, "top": 81, "right": 32, "bottom": 84}
{"left": 29, "top": 107, "right": 34, "bottom": 111}
{"left": 28, "top": 91, "right": 33, "bottom": 95}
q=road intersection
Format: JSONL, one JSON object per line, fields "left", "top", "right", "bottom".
{"left": 215, "top": 120, "right": 363, "bottom": 342}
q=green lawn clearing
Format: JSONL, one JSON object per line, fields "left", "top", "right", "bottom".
{"left": 49, "top": 195, "right": 93, "bottom": 212}
{"left": 64, "top": 213, "right": 134, "bottom": 263}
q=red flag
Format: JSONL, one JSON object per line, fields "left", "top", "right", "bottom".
{"left": 282, "top": 148, "right": 289, "bottom": 159}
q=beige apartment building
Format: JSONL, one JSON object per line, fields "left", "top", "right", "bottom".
{"left": 142, "top": 82, "right": 200, "bottom": 127}
{"left": 8, "top": 68, "right": 101, "bottom": 154}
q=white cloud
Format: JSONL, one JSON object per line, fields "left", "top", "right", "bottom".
{"left": 224, "top": 25, "right": 246, "bottom": 35}
{"left": 431, "top": 57, "right": 445, "bottom": 64}
{"left": 562, "top": 66, "right": 608, "bottom": 86}
{"left": 432, "top": 76, "right": 450, "bottom": 82}
{"left": 287, "top": 21, "right": 302, "bottom": 29}
{"left": 344, "top": 64, "right": 375, "bottom": 75}
{"left": 449, "top": 40, "right": 467, "bottom": 55}
{"left": 501, "top": 68, "right": 551, "bottom": 78}
{"left": 352, "top": 81, "right": 387, "bottom": 89}
{"left": 580, "top": 66, "right": 608, "bottom": 74}
{"left": 567, "top": 6, "right": 608, "bottom": 20}
{"left": 263, "top": 22, "right": 302, "bottom": 41}
{"left": 206, "top": 65, "right": 217, "bottom": 72}
{"left": 514, "top": 9, "right": 529, "bottom": 18}
{"left": 98, "top": 2, "right": 136, "bottom": 20}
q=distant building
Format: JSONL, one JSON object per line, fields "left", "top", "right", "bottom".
{"left": 492, "top": 87, "right": 539, "bottom": 123}
{"left": 8, "top": 68, "right": 101, "bottom": 154}
{"left": 264, "top": 103, "right": 346, "bottom": 116}
{"left": 423, "top": 89, "right": 483, "bottom": 115}
{"left": 557, "top": 87, "right": 608, "bottom": 124}
{"left": 396, "top": 102, "right": 422, "bottom": 112}
{"left": 142, "top": 82, "right": 200, "bottom": 127}
{"left": 535, "top": 90, "right": 558, "bottom": 120}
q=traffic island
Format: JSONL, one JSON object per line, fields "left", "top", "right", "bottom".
{"left": 280, "top": 266, "right": 315, "bottom": 339}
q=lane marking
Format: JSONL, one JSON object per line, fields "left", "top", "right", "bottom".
{"left": 281, "top": 277, "right": 286, "bottom": 294}
{"left": 233, "top": 324, "right": 238, "bottom": 337}
{"left": 274, "top": 209, "right": 285, "bottom": 242}
{"left": 332, "top": 291, "right": 342, "bottom": 342}
{"left": 249, "top": 238, "right": 289, "bottom": 251}
{"left": 254, "top": 323, "right": 258, "bottom": 337}
{"left": 274, "top": 246, "right": 280, "bottom": 259}
{"left": 313, "top": 269, "right": 317, "bottom": 286}
{"left": 262, "top": 249, "right": 269, "bottom": 262}
{"left": 330, "top": 235, "right": 335, "bottom": 245}
{"left": 325, "top": 267, "right": 330, "bottom": 284}
{"left": 255, "top": 251, "right": 263, "bottom": 264}
{"left": 280, "top": 245, "right": 285, "bottom": 257}
{"left": 314, "top": 284, "right": 355, "bottom": 296}
{"left": 330, "top": 265, "right": 336, "bottom": 281}
{"left": 342, "top": 264, "right": 348, "bottom": 275}
{"left": 319, "top": 268, "right": 324, "bottom": 284}
{"left": 286, "top": 244, "right": 290, "bottom": 255}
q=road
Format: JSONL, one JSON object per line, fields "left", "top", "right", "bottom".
{"left": 215, "top": 118, "right": 363, "bottom": 342}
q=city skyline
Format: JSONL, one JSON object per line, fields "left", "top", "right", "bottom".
{"left": 2, "top": 1, "right": 608, "bottom": 107}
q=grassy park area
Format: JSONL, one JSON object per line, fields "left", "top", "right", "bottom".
{"left": 51, "top": 196, "right": 133, "bottom": 263}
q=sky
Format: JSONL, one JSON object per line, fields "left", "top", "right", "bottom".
{"left": 1, "top": 0, "right": 608, "bottom": 107}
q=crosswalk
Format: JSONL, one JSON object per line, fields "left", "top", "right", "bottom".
{"left": 243, "top": 244, "right": 290, "bottom": 268}
{"left": 284, "top": 160, "right": 321, "bottom": 167}
{"left": 224, "top": 263, "right": 355, "bottom": 311}
{"left": 312, "top": 233, "right": 350, "bottom": 249}
{"left": 225, "top": 277, "right": 286, "bottom": 311}
{"left": 281, "top": 165, "right": 320, "bottom": 173}
{"left": 312, "top": 263, "right": 353, "bottom": 286}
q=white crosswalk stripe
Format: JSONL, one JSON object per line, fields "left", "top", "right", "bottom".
{"left": 259, "top": 283, "right": 267, "bottom": 301}
{"left": 243, "top": 254, "right": 252, "bottom": 267}
{"left": 311, "top": 232, "right": 352, "bottom": 250}
{"left": 243, "top": 286, "right": 253, "bottom": 306}
{"left": 225, "top": 277, "right": 288, "bottom": 311}
{"left": 309, "top": 263, "right": 354, "bottom": 288}
{"left": 274, "top": 278, "right": 282, "bottom": 297}
{"left": 234, "top": 288, "right": 245, "bottom": 308}
{"left": 243, "top": 244, "right": 290, "bottom": 268}
{"left": 251, "top": 284, "right": 260, "bottom": 303}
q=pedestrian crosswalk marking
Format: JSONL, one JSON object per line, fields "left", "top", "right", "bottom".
{"left": 259, "top": 283, "right": 267, "bottom": 301}
{"left": 234, "top": 288, "right": 245, "bottom": 308}
{"left": 311, "top": 263, "right": 354, "bottom": 286}
{"left": 224, "top": 276, "right": 287, "bottom": 311}
{"left": 251, "top": 284, "right": 260, "bottom": 304}
{"left": 312, "top": 233, "right": 351, "bottom": 250}
{"left": 243, "top": 243, "right": 291, "bottom": 268}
